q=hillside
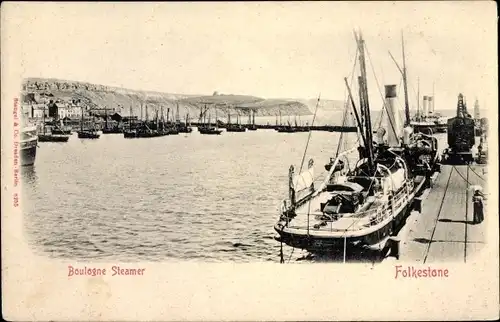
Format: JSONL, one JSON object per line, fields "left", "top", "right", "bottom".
{"left": 22, "top": 78, "right": 313, "bottom": 120}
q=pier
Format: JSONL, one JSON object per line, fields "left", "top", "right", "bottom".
{"left": 396, "top": 164, "right": 487, "bottom": 263}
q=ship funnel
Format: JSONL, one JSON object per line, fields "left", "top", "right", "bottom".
{"left": 384, "top": 84, "right": 401, "bottom": 147}
{"left": 422, "top": 96, "right": 429, "bottom": 117}
{"left": 428, "top": 96, "right": 434, "bottom": 114}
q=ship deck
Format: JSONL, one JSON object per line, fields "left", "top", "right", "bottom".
{"left": 396, "top": 164, "right": 488, "bottom": 263}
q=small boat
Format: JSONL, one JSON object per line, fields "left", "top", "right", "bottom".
{"left": 246, "top": 110, "right": 257, "bottom": 130}
{"left": 177, "top": 124, "right": 193, "bottom": 133}
{"left": 77, "top": 105, "right": 100, "bottom": 139}
{"left": 101, "top": 106, "right": 122, "bottom": 133}
{"left": 167, "top": 126, "right": 179, "bottom": 135}
{"left": 226, "top": 113, "right": 246, "bottom": 132}
{"left": 102, "top": 127, "right": 122, "bottom": 134}
{"left": 51, "top": 128, "right": 72, "bottom": 135}
{"left": 51, "top": 119, "right": 73, "bottom": 135}
{"left": 199, "top": 106, "right": 222, "bottom": 135}
{"left": 77, "top": 130, "right": 100, "bottom": 139}
{"left": 276, "top": 124, "right": 297, "bottom": 133}
{"left": 174, "top": 103, "right": 193, "bottom": 133}
{"left": 38, "top": 104, "right": 70, "bottom": 142}
{"left": 198, "top": 126, "right": 222, "bottom": 135}
{"left": 226, "top": 124, "right": 246, "bottom": 132}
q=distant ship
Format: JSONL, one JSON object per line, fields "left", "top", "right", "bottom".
{"left": 410, "top": 95, "right": 447, "bottom": 134}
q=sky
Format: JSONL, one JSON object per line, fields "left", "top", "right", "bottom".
{"left": 2, "top": 1, "right": 497, "bottom": 110}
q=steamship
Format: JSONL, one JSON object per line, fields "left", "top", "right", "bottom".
{"left": 274, "top": 31, "right": 440, "bottom": 254}
{"left": 411, "top": 96, "right": 447, "bottom": 134}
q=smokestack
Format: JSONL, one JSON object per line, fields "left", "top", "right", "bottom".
{"left": 428, "top": 96, "right": 434, "bottom": 114}
{"left": 474, "top": 99, "right": 480, "bottom": 119}
{"left": 384, "top": 85, "right": 401, "bottom": 147}
{"left": 422, "top": 96, "right": 429, "bottom": 117}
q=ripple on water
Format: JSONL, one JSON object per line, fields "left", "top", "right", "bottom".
{"left": 22, "top": 129, "right": 413, "bottom": 262}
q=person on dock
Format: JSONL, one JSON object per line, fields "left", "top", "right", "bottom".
{"left": 472, "top": 186, "right": 485, "bottom": 224}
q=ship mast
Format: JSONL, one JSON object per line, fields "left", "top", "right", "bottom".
{"left": 401, "top": 32, "right": 410, "bottom": 126}
{"left": 389, "top": 31, "right": 411, "bottom": 126}
{"left": 104, "top": 106, "right": 108, "bottom": 130}
{"left": 80, "top": 104, "right": 84, "bottom": 131}
{"left": 432, "top": 82, "right": 435, "bottom": 115}
{"left": 129, "top": 105, "right": 133, "bottom": 130}
{"left": 355, "top": 30, "right": 374, "bottom": 171}
{"left": 42, "top": 103, "right": 46, "bottom": 134}
{"left": 417, "top": 77, "right": 420, "bottom": 120}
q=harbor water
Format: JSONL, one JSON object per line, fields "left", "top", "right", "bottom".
{"left": 21, "top": 109, "right": 460, "bottom": 263}
{"left": 22, "top": 127, "right": 359, "bottom": 263}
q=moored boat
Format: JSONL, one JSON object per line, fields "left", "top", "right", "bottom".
{"left": 77, "top": 105, "right": 100, "bottom": 139}
{"left": 198, "top": 126, "right": 222, "bottom": 135}
{"left": 246, "top": 110, "right": 258, "bottom": 131}
{"left": 199, "top": 106, "right": 222, "bottom": 135}
{"left": 38, "top": 134, "right": 69, "bottom": 142}
{"left": 77, "top": 130, "right": 100, "bottom": 139}
{"left": 274, "top": 31, "right": 440, "bottom": 256}
{"left": 102, "top": 127, "right": 123, "bottom": 134}
{"left": 37, "top": 104, "right": 70, "bottom": 142}
{"left": 20, "top": 125, "right": 38, "bottom": 166}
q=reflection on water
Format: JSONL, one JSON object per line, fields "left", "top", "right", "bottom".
{"left": 21, "top": 165, "right": 38, "bottom": 185}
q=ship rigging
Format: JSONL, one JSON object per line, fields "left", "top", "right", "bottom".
{"left": 274, "top": 30, "right": 440, "bottom": 261}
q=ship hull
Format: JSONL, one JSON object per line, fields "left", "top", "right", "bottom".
{"left": 275, "top": 177, "right": 427, "bottom": 254}
{"left": 226, "top": 128, "right": 246, "bottom": 132}
{"left": 51, "top": 129, "right": 72, "bottom": 135}
{"left": 102, "top": 128, "right": 123, "bottom": 134}
{"left": 38, "top": 134, "right": 69, "bottom": 142}
{"left": 77, "top": 131, "right": 100, "bottom": 139}
{"left": 199, "top": 128, "right": 222, "bottom": 135}
{"left": 21, "top": 142, "right": 37, "bottom": 167}
{"left": 275, "top": 204, "right": 411, "bottom": 253}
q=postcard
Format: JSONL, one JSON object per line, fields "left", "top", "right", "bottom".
{"left": 1, "top": 1, "right": 498, "bottom": 321}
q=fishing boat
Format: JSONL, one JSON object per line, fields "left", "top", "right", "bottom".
{"left": 102, "top": 107, "right": 122, "bottom": 134}
{"left": 177, "top": 116, "right": 193, "bottom": 133}
{"left": 175, "top": 103, "right": 193, "bottom": 133}
{"left": 198, "top": 105, "right": 222, "bottom": 135}
{"left": 51, "top": 119, "right": 73, "bottom": 135}
{"left": 199, "top": 124, "right": 222, "bottom": 135}
{"left": 123, "top": 106, "right": 138, "bottom": 138}
{"left": 77, "top": 105, "right": 100, "bottom": 139}
{"left": 38, "top": 104, "right": 69, "bottom": 142}
{"left": 276, "top": 122, "right": 297, "bottom": 133}
{"left": 246, "top": 110, "right": 257, "bottom": 131}
{"left": 226, "top": 113, "right": 246, "bottom": 132}
{"left": 134, "top": 104, "right": 168, "bottom": 138}
{"left": 274, "top": 31, "right": 439, "bottom": 256}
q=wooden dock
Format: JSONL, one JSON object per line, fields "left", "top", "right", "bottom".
{"left": 396, "top": 164, "right": 488, "bottom": 263}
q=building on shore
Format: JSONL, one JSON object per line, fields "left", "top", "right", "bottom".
{"left": 22, "top": 100, "right": 83, "bottom": 120}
